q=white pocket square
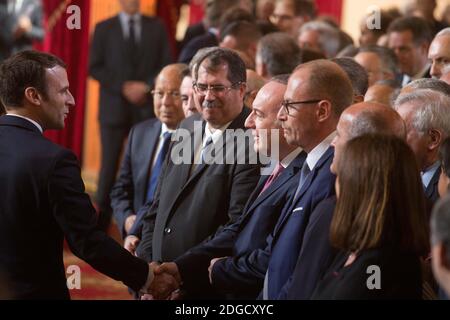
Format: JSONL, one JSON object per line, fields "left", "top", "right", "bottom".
{"left": 293, "top": 207, "right": 303, "bottom": 213}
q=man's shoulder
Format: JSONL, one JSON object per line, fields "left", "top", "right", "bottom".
{"left": 132, "top": 117, "right": 160, "bottom": 132}
{"left": 94, "top": 15, "right": 119, "bottom": 30}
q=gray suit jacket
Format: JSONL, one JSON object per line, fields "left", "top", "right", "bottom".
{"left": 136, "top": 107, "right": 261, "bottom": 262}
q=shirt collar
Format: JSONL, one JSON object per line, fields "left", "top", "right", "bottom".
{"left": 421, "top": 161, "right": 440, "bottom": 188}
{"left": 6, "top": 114, "right": 43, "bottom": 133}
{"left": 305, "top": 131, "right": 336, "bottom": 171}
{"left": 161, "top": 123, "right": 175, "bottom": 137}
{"left": 119, "top": 12, "right": 141, "bottom": 24}
{"left": 204, "top": 121, "right": 232, "bottom": 146}
{"left": 280, "top": 147, "right": 303, "bottom": 168}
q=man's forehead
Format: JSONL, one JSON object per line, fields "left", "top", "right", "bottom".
{"left": 45, "top": 66, "right": 68, "bottom": 85}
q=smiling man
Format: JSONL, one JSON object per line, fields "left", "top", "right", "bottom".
{"left": 111, "top": 64, "right": 187, "bottom": 244}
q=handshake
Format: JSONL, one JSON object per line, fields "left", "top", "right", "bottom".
{"left": 141, "top": 262, "right": 183, "bottom": 300}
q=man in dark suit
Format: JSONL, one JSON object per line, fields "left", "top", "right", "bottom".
{"left": 89, "top": 0, "right": 172, "bottom": 231}
{"left": 394, "top": 89, "right": 450, "bottom": 205}
{"left": 134, "top": 48, "right": 261, "bottom": 295}
{"left": 0, "top": 51, "right": 178, "bottom": 299}
{"left": 152, "top": 75, "right": 305, "bottom": 299}
{"left": 111, "top": 64, "right": 187, "bottom": 240}
{"left": 261, "top": 60, "right": 354, "bottom": 300}
{"left": 387, "top": 17, "right": 432, "bottom": 86}
{"left": 281, "top": 101, "right": 407, "bottom": 299}
{"left": 0, "top": 0, "right": 44, "bottom": 62}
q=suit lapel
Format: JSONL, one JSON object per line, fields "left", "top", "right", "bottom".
{"left": 136, "top": 121, "right": 161, "bottom": 196}
{"left": 272, "top": 147, "right": 334, "bottom": 239}
{"left": 425, "top": 166, "right": 440, "bottom": 199}
{"left": 246, "top": 153, "right": 305, "bottom": 213}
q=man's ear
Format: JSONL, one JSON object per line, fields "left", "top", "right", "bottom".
{"left": 316, "top": 100, "right": 332, "bottom": 122}
{"left": 428, "top": 129, "right": 442, "bottom": 152}
{"left": 24, "top": 87, "right": 42, "bottom": 106}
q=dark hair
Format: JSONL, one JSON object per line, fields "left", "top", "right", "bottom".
{"left": 0, "top": 50, "right": 66, "bottom": 108}
{"left": 332, "top": 134, "right": 429, "bottom": 255}
{"left": 256, "top": 20, "right": 280, "bottom": 36}
{"left": 220, "top": 21, "right": 262, "bottom": 51}
{"left": 205, "top": 0, "right": 240, "bottom": 28}
{"left": 439, "top": 137, "right": 450, "bottom": 179}
{"left": 257, "top": 32, "right": 302, "bottom": 77}
{"left": 358, "top": 45, "right": 399, "bottom": 76}
{"left": 219, "top": 6, "right": 255, "bottom": 32}
{"left": 194, "top": 47, "right": 246, "bottom": 84}
{"left": 331, "top": 57, "right": 369, "bottom": 96}
{"left": 387, "top": 16, "right": 433, "bottom": 44}
{"left": 287, "top": 0, "right": 317, "bottom": 18}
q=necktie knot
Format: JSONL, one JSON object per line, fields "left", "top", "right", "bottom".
{"left": 259, "top": 162, "right": 284, "bottom": 195}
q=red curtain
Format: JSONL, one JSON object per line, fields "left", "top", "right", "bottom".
{"left": 157, "top": 0, "right": 184, "bottom": 60}
{"left": 316, "top": 0, "right": 343, "bottom": 24}
{"left": 35, "top": 0, "right": 90, "bottom": 160}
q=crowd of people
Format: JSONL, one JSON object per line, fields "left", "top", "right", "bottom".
{"left": 2, "top": 0, "right": 450, "bottom": 300}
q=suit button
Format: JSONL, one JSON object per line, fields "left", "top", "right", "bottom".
{"left": 164, "top": 228, "right": 172, "bottom": 234}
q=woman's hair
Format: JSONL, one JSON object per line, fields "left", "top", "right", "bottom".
{"left": 439, "top": 137, "right": 450, "bottom": 179}
{"left": 331, "top": 134, "right": 429, "bottom": 255}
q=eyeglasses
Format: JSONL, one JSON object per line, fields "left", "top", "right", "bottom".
{"left": 193, "top": 82, "right": 242, "bottom": 97}
{"left": 151, "top": 90, "right": 181, "bottom": 100}
{"left": 281, "top": 99, "right": 322, "bottom": 116}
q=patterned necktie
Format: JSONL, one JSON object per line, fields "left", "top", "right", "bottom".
{"left": 146, "top": 132, "right": 172, "bottom": 203}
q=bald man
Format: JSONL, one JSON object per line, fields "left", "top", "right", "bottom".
{"left": 364, "top": 81, "right": 400, "bottom": 107}
{"left": 111, "top": 64, "right": 187, "bottom": 242}
{"left": 284, "top": 101, "right": 406, "bottom": 300}
{"left": 429, "top": 28, "right": 450, "bottom": 79}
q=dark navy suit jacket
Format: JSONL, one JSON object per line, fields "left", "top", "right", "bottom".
{"left": 110, "top": 118, "right": 162, "bottom": 237}
{"left": 281, "top": 196, "right": 338, "bottom": 299}
{"left": 175, "top": 152, "right": 306, "bottom": 298}
{"left": 265, "top": 147, "right": 336, "bottom": 299}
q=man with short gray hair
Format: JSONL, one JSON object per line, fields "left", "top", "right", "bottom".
{"left": 394, "top": 89, "right": 450, "bottom": 203}
{"left": 431, "top": 195, "right": 450, "bottom": 297}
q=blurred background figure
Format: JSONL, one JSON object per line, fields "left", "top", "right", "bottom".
{"left": 403, "top": 0, "right": 448, "bottom": 35}
{"left": 359, "top": 10, "right": 396, "bottom": 46}
{"left": 364, "top": 79, "right": 401, "bottom": 107}
{"left": 0, "top": 0, "right": 44, "bottom": 62}
{"left": 354, "top": 46, "right": 399, "bottom": 87}
{"left": 431, "top": 193, "right": 450, "bottom": 298}
{"left": 429, "top": 28, "right": 450, "bottom": 79}
{"left": 298, "top": 20, "right": 340, "bottom": 58}
{"left": 270, "top": 0, "right": 316, "bottom": 38}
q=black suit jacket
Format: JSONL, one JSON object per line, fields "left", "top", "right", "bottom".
{"left": 110, "top": 118, "right": 162, "bottom": 237}
{"left": 89, "top": 15, "right": 171, "bottom": 126}
{"left": 0, "top": 116, "right": 148, "bottom": 299}
{"left": 174, "top": 152, "right": 306, "bottom": 299}
{"left": 136, "top": 107, "right": 261, "bottom": 262}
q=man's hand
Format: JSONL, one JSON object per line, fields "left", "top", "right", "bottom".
{"left": 208, "top": 257, "right": 228, "bottom": 284}
{"left": 155, "top": 262, "right": 182, "bottom": 284}
{"left": 123, "top": 235, "right": 140, "bottom": 256}
{"left": 124, "top": 214, "right": 136, "bottom": 234}
{"left": 148, "top": 262, "right": 180, "bottom": 299}
{"left": 14, "top": 16, "right": 32, "bottom": 39}
{"left": 122, "top": 81, "right": 150, "bottom": 106}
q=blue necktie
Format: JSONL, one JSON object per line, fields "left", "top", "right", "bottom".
{"left": 146, "top": 132, "right": 171, "bottom": 203}
{"left": 293, "top": 161, "right": 311, "bottom": 200}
